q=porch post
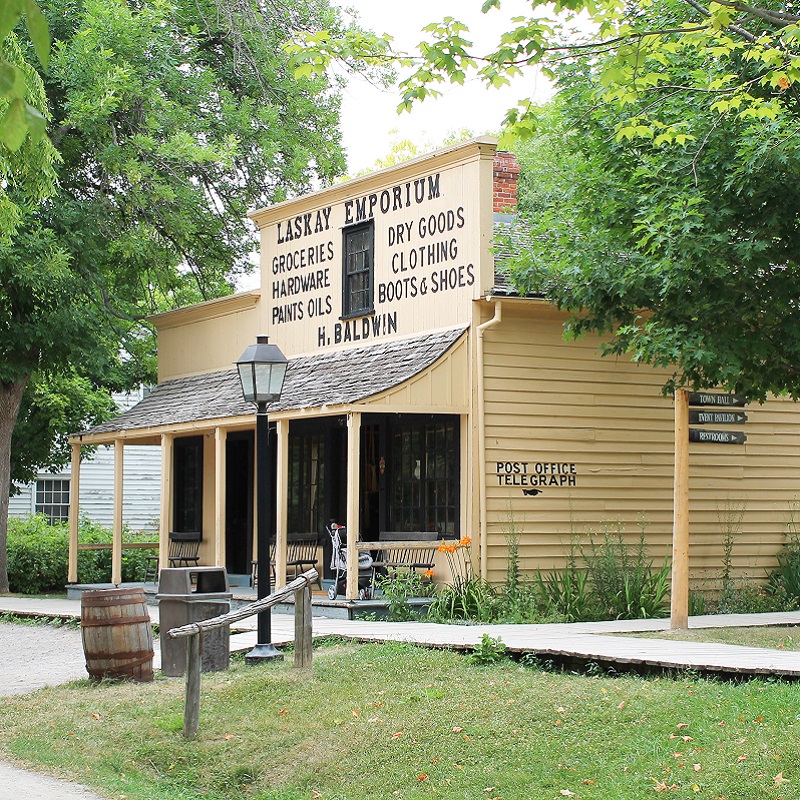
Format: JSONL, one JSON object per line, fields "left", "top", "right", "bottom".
{"left": 275, "top": 418, "right": 290, "bottom": 588}
{"left": 214, "top": 427, "right": 227, "bottom": 567}
{"left": 346, "top": 411, "right": 361, "bottom": 600}
{"left": 159, "top": 434, "right": 173, "bottom": 577}
{"left": 67, "top": 441, "right": 81, "bottom": 583}
{"left": 112, "top": 438, "right": 124, "bottom": 585}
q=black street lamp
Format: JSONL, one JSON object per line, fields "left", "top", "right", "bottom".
{"left": 236, "top": 334, "right": 288, "bottom": 663}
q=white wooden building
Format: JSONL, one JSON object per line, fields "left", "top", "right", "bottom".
{"left": 9, "top": 388, "right": 161, "bottom": 532}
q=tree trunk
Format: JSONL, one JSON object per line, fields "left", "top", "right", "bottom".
{"left": 0, "top": 377, "right": 30, "bottom": 593}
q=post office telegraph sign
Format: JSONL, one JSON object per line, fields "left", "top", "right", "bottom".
{"left": 496, "top": 461, "right": 577, "bottom": 498}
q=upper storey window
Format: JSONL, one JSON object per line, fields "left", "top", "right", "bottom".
{"left": 342, "top": 221, "right": 374, "bottom": 318}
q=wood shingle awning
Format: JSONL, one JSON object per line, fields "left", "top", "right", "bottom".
{"left": 77, "top": 326, "right": 469, "bottom": 441}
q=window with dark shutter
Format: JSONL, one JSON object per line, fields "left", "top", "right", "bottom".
{"left": 342, "top": 221, "right": 374, "bottom": 318}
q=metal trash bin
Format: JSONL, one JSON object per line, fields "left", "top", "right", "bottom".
{"left": 157, "top": 567, "right": 232, "bottom": 677}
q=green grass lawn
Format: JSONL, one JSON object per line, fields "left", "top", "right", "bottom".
{"left": 2, "top": 638, "right": 800, "bottom": 800}
{"left": 619, "top": 626, "right": 800, "bottom": 651}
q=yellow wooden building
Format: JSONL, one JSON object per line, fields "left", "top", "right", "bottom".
{"left": 67, "top": 137, "right": 800, "bottom": 599}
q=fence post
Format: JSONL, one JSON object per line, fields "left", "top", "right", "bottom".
{"left": 170, "top": 569, "right": 317, "bottom": 739}
{"left": 183, "top": 633, "right": 201, "bottom": 739}
{"left": 294, "top": 581, "right": 313, "bottom": 669}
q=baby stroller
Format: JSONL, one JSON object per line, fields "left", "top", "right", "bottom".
{"left": 327, "top": 523, "right": 374, "bottom": 600}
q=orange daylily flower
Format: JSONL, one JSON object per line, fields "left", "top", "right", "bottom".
{"left": 460, "top": 536, "right": 472, "bottom": 547}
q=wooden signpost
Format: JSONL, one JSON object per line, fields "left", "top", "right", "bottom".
{"left": 671, "top": 390, "right": 691, "bottom": 630}
{"left": 670, "top": 390, "right": 749, "bottom": 629}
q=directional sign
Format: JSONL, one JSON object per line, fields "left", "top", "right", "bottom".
{"left": 688, "top": 392, "right": 747, "bottom": 407}
{"left": 689, "top": 428, "right": 747, "bottom": 445}
{"left": 689, "top": 410, "right": 748, "bottom": 425}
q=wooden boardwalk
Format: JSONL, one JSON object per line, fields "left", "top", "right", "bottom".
{"left": 232, "top": 611, "right": 800, "bottom": 679}
{"left": 3, "top": 595, "right": 800, "bottom": 679}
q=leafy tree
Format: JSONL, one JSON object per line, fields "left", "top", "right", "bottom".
{"left": 0, "top": 0, "right": 363, "bottom": 592}
{"left": 0, "top": 0, "right": 50, "bottom": 151}
{"left": 356, "top": 127, "right": 475, "bottom": 175}
{"left": 291, "top": 0, "right": 800, "bottom": 141}
{"left": 498, "top": 55, "right": 800, "bottom": 400}
{"left": 0, "top": 0, "right": 57, "bottom": 243}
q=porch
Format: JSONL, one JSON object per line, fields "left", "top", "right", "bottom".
{"left": 66, "top": 328, "right": 472, "bottom": 601}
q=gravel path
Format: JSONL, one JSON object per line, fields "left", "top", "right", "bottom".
{"left": 0, "top": 623, "right": 107, "bottom": 800}
{"left": 0, "top": 622, "right": 88, "bottom": 696}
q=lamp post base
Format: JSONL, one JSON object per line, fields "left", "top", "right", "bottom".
{"left": 245, "top": 643, "right": 284, "bottom": 664}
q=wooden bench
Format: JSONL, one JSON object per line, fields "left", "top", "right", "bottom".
{"left": 143, "top": 532, "right": 201, "bottom": 582}
{"left": 251, "top": 533, "right": 323, "bottom": 590}
{"left": 370, "top": 531, "right": 438, "bottom": 581}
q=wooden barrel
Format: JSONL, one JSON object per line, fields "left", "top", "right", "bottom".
{"left": 81, "top": 588, "right": 154, "bottom": 682}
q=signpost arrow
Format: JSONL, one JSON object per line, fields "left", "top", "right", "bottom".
{"left": 688, "top": 392, "right": 747, "bottom": 407}
{"left": 689, "top": 410, "right": 748, "bottom": 425}
{"left": 688, "top": 429, "right": 747, "bottom": 445}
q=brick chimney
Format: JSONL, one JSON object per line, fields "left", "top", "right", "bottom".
{"left": 493, "top": 150, "right": 520, "bottom": 213}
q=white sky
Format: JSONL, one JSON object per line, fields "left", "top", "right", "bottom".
{"left": 334, "top": 0, "right": 553, "bottom": 174}
{"left": 239, "top": 2, "right": 550, "bottom": 291}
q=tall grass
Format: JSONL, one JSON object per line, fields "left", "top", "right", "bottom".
{"left": 581, "top": 521, "right": 671, "bottom": 620}
{"left": 533, "top": 542, "right": 596, "bottom": 622}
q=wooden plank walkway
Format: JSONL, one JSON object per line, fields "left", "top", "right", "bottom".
{"left": 3, "top": 596, "right": 800, "bottom": 678}
{"left": 233, "top": 612, "right": 800, "bottom": 679}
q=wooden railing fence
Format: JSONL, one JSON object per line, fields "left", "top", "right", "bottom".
{"left": 168, "top": 568, "right": 318, "bottom": 739}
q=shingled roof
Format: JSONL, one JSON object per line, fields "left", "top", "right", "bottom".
{"left": 84, "top": 326, "right": 468, "bottom": 436}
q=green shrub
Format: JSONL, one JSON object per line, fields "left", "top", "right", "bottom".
{"left": 767, "top": 502, "right": 800, "bottom": 604}
{"left": 495, "top": 522, "right": 543, "bottom": 623}
{"left": 427, "top": 577, "right": 498, "bottom": 622}
{"left": 716, "top": 499, "right": 800, "bottom": 613}
{"left": 717, "top": 579, "right": 796, "bottom": 614}
{"left": 468, "top": 634, "right": 507, "bottom": 665}
{"left": 376, "top": 568, "right": 435, "bottom": 621}
{"left": 771, "top": 546, "right": 800, "bottom": 599}
{"left": 7, "top": 515, "right": 156, "bottom": 594}
{"left": 7, "top": 515, "right": 69, "bottom": 593}
{"left": 581, "top": 523, "right": 670, "bottom": 620}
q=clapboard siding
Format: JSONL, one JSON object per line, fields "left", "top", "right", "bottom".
{"left": 480, "top": 303, "right": 800, "bottom": 591}
{"left": 75, "top": 444, "right": 161, "bottom": 531}
{"left": 8, "top": 485, "right": 34, "bottom": 516}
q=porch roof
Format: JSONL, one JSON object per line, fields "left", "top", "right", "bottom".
{"left": 82, "top": 326, "right": 469, "bottom": 436}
